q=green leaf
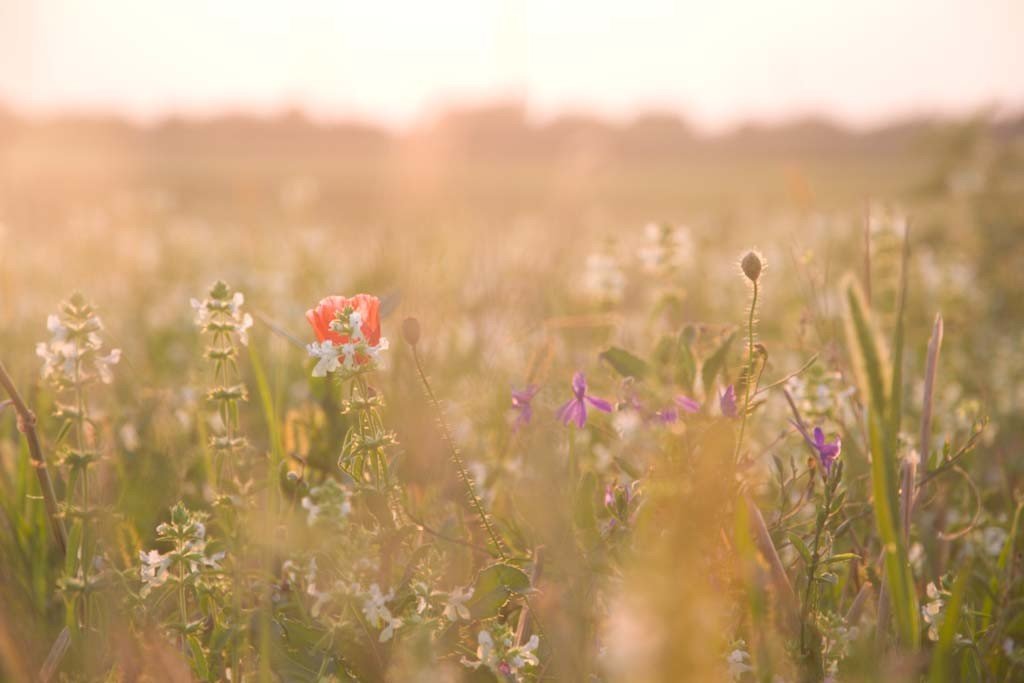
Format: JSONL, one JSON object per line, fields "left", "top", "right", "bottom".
{"left": 787, "top": 532, "right": 812, "bottom": 566}
{"left": 821, "top": 553, "right": 861, "bottom": 565}
{"left": 574, "top": 471, "right": 599, "bottom": 539}
{"left": 64, "top": 520, "right": 83, "bottom": 577}
{"left": 187, "top": 636, "right": 210, "bottom": 681}
{"left": 675, "top": 332, "right": 697, "bottom": 391}
{"left": 701, "top": 331, "right": 736, "bottom": 394}
{"left": 248, "top": 341, "right": 285, "bottom": 510}
{"left": 55, "top": 419, "right": 73, "bottom": 446}
{"left": 600, "top": 347, "right": 650, "bottom": 380}
{"left": 467, "top": 562, "right": 531, "bottom": 620}
{"left": 887, "top": 230, "right": 910, "bottom": 457}
{"left": 843, "top": 282, "right": 888, "bottom": 415}
{"left": 815, "top": 572, "right": 839, "bottom": 585}
{"left": 843, "top": 276, "right": 919, "bottom": 649}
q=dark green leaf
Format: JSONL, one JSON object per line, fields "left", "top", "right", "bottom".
{"left": 468, "top": 563, "right": 531, "bottom": 620}
{"left": 701, "top": 332, "right": 736, "bottom": 393}
{"left": 600, "top": 347, "right": 650, "bottom": 380}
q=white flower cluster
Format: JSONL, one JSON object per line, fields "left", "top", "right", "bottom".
{"left": 442, "top": 585, "right": 473, "bottom": 622}
{"left": 306, "top": 309, "right": 389, "bottom": 377}
{"left": 726, "top": 641, "right": 754, "bottom": 681}
{"left": 190, "top": 286, "right": 253, "bottom": 346}
{"left": 461, "top": 623, "right": 539, "bottom": 681}
{"left": 36, "top": 310, "right": 121, "bottom": 386}
{"left": 785, "top": 371, "right": 855, "bottom": 419}
{"left": 409, "top": 581, "right": 473, "bottom": 624}
{"left": 818, "top": 612, "right": 859, "bottom": 677}
{"left": 300, "top": 479, "right": 353, "bottom": 527}
{"left": 139, "top": 507, "right": 224, "bottom": 598}
{"left": 581, "top": 252, "right": 626, "bottom": 304}
{"left": 922, "top": 581, "right": 946, "bottom": 642}
{"left": 638, "top": 222, "right": 694, "bottom": 273}
{"left": 301, "top": 558, "right": 336, "bottom": 618}
{"left": 357, "top": 582, "right": 403, "bottom": 642}
{"left": 139, "top": 549, "right": 172, "bottom": 595}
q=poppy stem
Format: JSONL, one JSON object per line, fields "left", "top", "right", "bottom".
{"left": 735, "top": 280, "right": 759, "bottom": 462}
{"left": 410, "top": 345, "right": 507, "bottom": 561}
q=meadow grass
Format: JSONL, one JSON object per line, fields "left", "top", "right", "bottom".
{"left": 0, "top": 116, "right": 1022, "bottom": 681}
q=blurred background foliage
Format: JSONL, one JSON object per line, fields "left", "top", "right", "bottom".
{"left": 1, "top": 103, "right": 1023, "bottom": 681}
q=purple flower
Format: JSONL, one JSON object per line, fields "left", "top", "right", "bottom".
{"left": 557, "top": 371, "right": 613, "bottom": 428}
{"left": 791, "top": 421, "right": 842, "bottom": 475}
{"left": 651, "top": 409, "right": 675, "bottom": 423}
{"left": 674, "top": 395, "right": 701, "bottom": 414}
{"left": 510, "top": 384, "right": 539, "bottom": 430}
{"left": 650, "top": 395, "right": 699, "bottom": 424}
{"left": 654, "top": 407, "right": 679, "bottom": 424}
{"left": 719, "top": 384, "right": 738, "bottom": 418}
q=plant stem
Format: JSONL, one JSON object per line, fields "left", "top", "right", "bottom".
{"left": 735, "top": 280, "right": 759, "bottom": 462}
{"left": 411, "top": 346, "right": 506, "bottom": 560}
{"left": 0, "top": 360, "right": 68, "bottom": 554}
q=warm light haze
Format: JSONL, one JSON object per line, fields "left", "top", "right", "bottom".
{"left": 1, "top": 0, "right": 1021, "bottom": 128}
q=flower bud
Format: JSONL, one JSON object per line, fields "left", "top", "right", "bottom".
{"left": 402, "top": 317, "right": 421, "bottom": 346}
{"left": 741, "top": 251, "right": 763, "bottom": 283}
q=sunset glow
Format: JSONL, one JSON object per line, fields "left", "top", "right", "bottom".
{"left": 1, "top": 0, "right": 1021, "bottom": 129}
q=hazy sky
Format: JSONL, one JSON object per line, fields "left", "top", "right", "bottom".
{"left": 1, "top": 1, "right": 1021, "bottom": 130}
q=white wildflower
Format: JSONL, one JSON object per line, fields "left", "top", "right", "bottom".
{"left": 638, "top": 222, "right": 694, "bottom": 273}
{"left": 727, "top": 643, "right": 754, "bottom": 681}
{"left": 361, "top": 583, "right": 395, "bottom": 628}
{"left": 307, "top": 341, "right": 342, "bottom": 377}
{"left": 442, "top": 586, "right": 474, "bottom": 622}
{"left": 120, "top": 423, "right": 140, "bottom": 451}
{"left": 582, "top": 252, "right": 626, "bottom": 303}
{"left": 139, "top": 549, "right": 171, "bottom": 596}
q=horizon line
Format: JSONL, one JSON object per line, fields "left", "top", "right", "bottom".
{"left": 2, "top": 95, "right": 1021, "bottom": 136}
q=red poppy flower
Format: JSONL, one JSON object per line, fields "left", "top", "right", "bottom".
{"left": 306, "top": 294, "right": 382, "bottom": 347}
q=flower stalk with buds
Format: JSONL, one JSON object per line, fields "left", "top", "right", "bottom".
{"left": 305, "top": 294, "right": 395, "bottom": 489}
{"left": 37, "top": 293, "right": 121, "bottom": 631}
{"left": 192, "top": 281, "right": 252, "bottom": 486}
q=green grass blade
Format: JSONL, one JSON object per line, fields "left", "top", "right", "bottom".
{"left": 843, "top": 280, "right": 888, "bottom": 414}
{"left": 248, "top": 341, "right": 285, "bottom": 510}
{"left": 887, "top": 227, "right": 909, "bottom": 454}
{"left": 844, "top": 277, "right": 919, "bottom": 648}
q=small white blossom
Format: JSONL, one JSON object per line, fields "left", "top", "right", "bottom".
{"left": 442, "top": 586, "right": 474, "bottom": 622}
{"left": 120, "top": 423, "right": 141, "bottom": 451}
{"left": 95, "top": 348, "right": 122, "bottom": 384}
{"left": 638, "top": 222, "right": 694, "bottom": 273}
{"left": 192, "top": 285, "right": 252, "bottom": 346}
{"left": 361, "top": 583, "right": 395, "bottom": 628}
{"left": 379, "top": 614, "right": 403, "bottom": 642}
{"left": 922, "top": 582, "right": 945, "bottom": 641}
{"left": 307, "top": 341, "right": 342, "bottom": 377}
{"left": 727, "top": 642, "right": 754, "bottom": 681}
{"left": 139, "top": 550, "right": 171, "bottom": 596}
{"left": 461, "top": 624, "right": 540, "bottom": 680}
{"left": 582, "top": 252, "right": 626, "bottom": 303}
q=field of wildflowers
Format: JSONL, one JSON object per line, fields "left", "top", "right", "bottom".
{"left": 0, "top": 114, "right": 1023, "bottom": 682}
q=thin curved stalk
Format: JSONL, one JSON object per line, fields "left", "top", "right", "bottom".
{"left": 0, "top": 359, "right": 68, "bottom": 555}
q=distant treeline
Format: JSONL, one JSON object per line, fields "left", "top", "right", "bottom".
{"left": 1, "top": 101, "right": 1021, "bottom": 163}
